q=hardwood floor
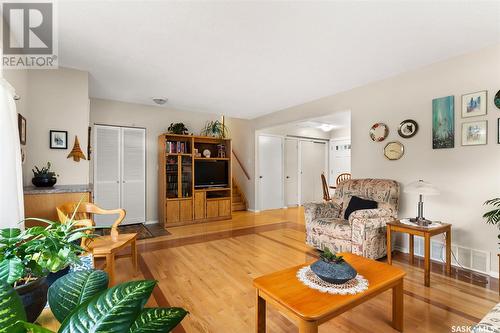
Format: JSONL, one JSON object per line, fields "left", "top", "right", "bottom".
{"left": 108, "top": 207, "right": 498, "bottom": 333}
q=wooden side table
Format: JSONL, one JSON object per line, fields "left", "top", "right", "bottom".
{"left": 386, "top": 221, "right": 451, "bottom": 287}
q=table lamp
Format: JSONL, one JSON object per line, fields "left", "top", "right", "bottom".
{"left": 404, "top": 180, "right": 439, "bottom": 226}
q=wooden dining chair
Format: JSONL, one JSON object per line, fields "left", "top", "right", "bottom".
{"left": 56, "top": 202, "right": 137, "bottom": 285}
{"left": 336, "top": 172, "right": 352, "bottom": 186}
{"left": 321, "top": 173, "right": 331, "bottom": 202}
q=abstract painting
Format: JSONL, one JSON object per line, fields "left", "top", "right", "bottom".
{"left": 462, "top": 90, "right": 487, "bottom": 118}
{"left": 462, "top": 120, "right": 487, "bottom": 146}
{"left": 432, "top": 96, "right": 455, "bottom": 149}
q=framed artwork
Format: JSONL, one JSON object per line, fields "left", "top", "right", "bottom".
{"left": 495, "top": 90, "right": 500, "bottom": 110}
{"left": 462, "top": 90, "right": 487, "bottom": 118}
{"left": 50, "top": 130, "right": 68, "bottom": 149}
{"left": 462, "top": 120, "right": 487, "bottom": 146}
{"left": 398, "top": 119, "right": 418, "bottom": 138}
{"left": 369, "top": 123, "right": 389, "bottom": 142}
{"left": 498, "top": 118, "right": 500, "bottom": 144}
{"left": 432, "top": 96, "right": 454, "bottom": 149}
{"left": 17, "top": 113, "right": 26, "bottom": 145}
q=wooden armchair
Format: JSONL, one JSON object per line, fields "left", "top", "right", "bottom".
{"left": 56, "top": 202, "right": 137, "bottom": 285}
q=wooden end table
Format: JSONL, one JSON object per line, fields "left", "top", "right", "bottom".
{"left": 253, "top": 253, "right": 406, "bottom": 333}
{"left": 386, "top": 220, "right": 451, "bottom": 287}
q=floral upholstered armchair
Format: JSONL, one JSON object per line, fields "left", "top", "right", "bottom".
{"left": 304, "top": 179, "right": 400, "bottom": 259}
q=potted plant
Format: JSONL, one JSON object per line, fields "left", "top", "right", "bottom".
{"left": 167, "top": 122, "right": 189, "bottom": 135}
{"left": 0, "top": 214, "right": 92, "bottom": 322}
{"left": 200, "top": 120, "right": 229, "bottom": 138}
{"left": 1, "top": 269, "right": 188, "bottom": 333}
{"left": 483, "top": 198, "right": 500, "bottom": 242}
{"left": 32, "top": 162, "right": 58, "bottom": 187}
{"left": 310, "top": 247, "right": 357, "bottom": 284}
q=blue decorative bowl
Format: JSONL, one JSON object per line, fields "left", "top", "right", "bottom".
{"left": 310, "top": 259, "right": 357, "bottom": 284}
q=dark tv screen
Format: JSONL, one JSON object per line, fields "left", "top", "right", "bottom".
{"left": 195, "top": 160, "right": 228, "bottom": 187}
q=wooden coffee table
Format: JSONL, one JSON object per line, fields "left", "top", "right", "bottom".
{"left": 253, "top": 253, "right": 406, "bottom": 333}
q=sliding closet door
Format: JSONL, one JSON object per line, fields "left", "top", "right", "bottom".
{"left": 121, "top": 128, "right": 146, "bottom": 224}
{"left": 300, "top": 140, "right": 327, "bottom": 204}
{"left": 94, "top": 125, "right": 121, "bottom": 226}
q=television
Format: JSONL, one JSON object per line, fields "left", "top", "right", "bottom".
{"left": 195, "top": 160, "right": 228, "bottom": 188}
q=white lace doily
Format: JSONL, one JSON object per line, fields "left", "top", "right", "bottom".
{"left": 297, "top": 266, "right": 369, "bottom": 295}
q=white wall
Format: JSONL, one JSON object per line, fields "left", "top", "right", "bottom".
{"left": 253, "top": 44, "right": 500, "bottom": 273}
{"left": 4, "top": 68, "right": 90, "bottom": 185}
{"left": 90, "top": 98, "right": 248, "bottom": 222}
{"left": 260, "top": 123, "right": 332, "bottom": 139}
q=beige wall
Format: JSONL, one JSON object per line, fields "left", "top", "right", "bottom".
{"left": 90, "top": 98, "right": 233, "bottom": 222}
{"left": 4, "top": 68, "right": 90, "bottom": 185}
{"left": 260, "top": 123, "right": 332, "bottom": 139}
{"left": 253, "top": 44, "right": 500, "bottom": 274}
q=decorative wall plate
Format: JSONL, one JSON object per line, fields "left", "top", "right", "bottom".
{"left": 495, "top": 90, "right": 500, "bottom": 110}
{"left": 384, "top": 141, "right": 404, "bottom": 160}
{"left": 369, "top": 123, "right": 389, "bottom": 142}
{"left": 398, "top": 119, "right": 418, "bottom": 138}
{"left": 203, "top": 149, "right": 211, "bottom": 158}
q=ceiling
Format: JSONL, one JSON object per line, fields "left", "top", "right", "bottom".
{"left": 58, "top": 1, "right": 500, "bottom": 119}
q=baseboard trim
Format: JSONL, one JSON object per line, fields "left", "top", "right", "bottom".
{"left": 144, "top": 220, "right": 158, "bottom": 225}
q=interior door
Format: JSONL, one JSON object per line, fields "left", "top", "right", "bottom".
{"left": 258, "top": 135, "right": 283, "bottom": 211}
{"left": 284, "top": 138, "right": 299, "bottom": 206}
{"left": 300, "top": 140, "right": 327, "bottom": 204}
{"left": 329, "top": 139, "right": 351, "bottom": 184}
{"left": 121, "top": 127, "right": 146, "bottom": 224}
{"left": 94, "top": 125, "right": 121, "bottom": 226}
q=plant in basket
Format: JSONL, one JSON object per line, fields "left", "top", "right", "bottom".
{"left": 32, "top": 162, "right": 59, "bottom": 187}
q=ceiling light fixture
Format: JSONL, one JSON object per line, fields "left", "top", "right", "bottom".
{"left": 152, "top": 97, "right": 168, "bottom": 105}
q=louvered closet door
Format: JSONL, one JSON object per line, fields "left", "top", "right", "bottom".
{"left": 94, "top": 125, "right": 121, "bottom": 226}
{"left": 121, "top": 127, "right": 146, "bottom": 224}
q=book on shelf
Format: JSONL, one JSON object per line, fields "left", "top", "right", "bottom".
{"left": 166, "top": 141, "right": 189, "bottom": 154}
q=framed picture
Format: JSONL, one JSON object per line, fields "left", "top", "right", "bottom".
{"left": 18, "top": 113, "right": 26, "bottom": 145}
{"left": 495, "top": 90, "right": 500, "bottom": 110}
{"left": 498, "top": 118, "right": 500, "bottom": 144}
{"left": 462, "top": 90, "right": 487, "bottom": 118}
{"left": 432, "top": 96, "right": 454, "bottom": 149}
{"left": 50, "top": 130, "right": 68, "bottom": 149}
{"left": 462, "top": 120, "right": 487, "bottom": 146}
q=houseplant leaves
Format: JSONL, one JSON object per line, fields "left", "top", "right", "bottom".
{"left": 0, "top": 280, "right": 26, "bottom": 333}
{"left": 48, "top": 269, "right": 109, "bottom": 323}
{"left": 0, "top": 258, "right": 24, "bottom": 284}
{"left": 129, "top": 307, "right": 188, "bottom": 333}
{"left": 58, "top": 280, "right": 156, "bottom": 333}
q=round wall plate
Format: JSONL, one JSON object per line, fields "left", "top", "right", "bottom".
{"left": 494, "top": 90, "right": 500, "bottom": 110}
{"left": 370, "top": 123, "right": 389, "bottom": 142}
{"left": 384, "top": 141, "right": 404, "bottom": 160}
{"left": 398, "top": 119, "right": 419, "bottom": 138}
{"left": 203, "top": 149, "right": 211, "bottom": 158}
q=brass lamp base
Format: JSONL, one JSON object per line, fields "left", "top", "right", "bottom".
{"left": 409, "top": 217, "right": 432, "bottom": 227}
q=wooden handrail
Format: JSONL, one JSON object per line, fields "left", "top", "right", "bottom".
{"left": 232, "top": 150, "right": 250, "bottom": 180}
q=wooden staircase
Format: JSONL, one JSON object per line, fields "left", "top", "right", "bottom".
{"left": 232, "top": 179, "right": 247, "bottom": 212}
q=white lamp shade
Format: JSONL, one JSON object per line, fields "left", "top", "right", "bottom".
{"left": 404, "top": 180, "right": 439, "bottom": 196}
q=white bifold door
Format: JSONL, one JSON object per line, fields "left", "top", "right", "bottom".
{"left": 300, "top": 140, "right": 327, "bottom": 204}
{"left": 94, "top": 125, "right": 146, "bottom": 226}
{"left": 284, "top": 138, "right": 299, "bottom": 206}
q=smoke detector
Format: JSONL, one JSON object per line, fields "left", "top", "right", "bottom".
{"left": 152, "top": 97, "right": 168, "bottom": 105}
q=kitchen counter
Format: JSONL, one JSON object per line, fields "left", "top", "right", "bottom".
{"left": 24, "top": 184, "right": 93, "bottom": 195}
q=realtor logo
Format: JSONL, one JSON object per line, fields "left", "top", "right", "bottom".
{"left": 2, "top": 1, "right": 58, "bottom": 68}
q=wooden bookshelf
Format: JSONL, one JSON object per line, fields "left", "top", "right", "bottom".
{"left": 158, "top": 134, "right": 232, "bottom": 227}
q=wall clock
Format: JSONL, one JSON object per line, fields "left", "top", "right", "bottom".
{"left": 369, "top": 123, "right": 389, "bottom": 142}
{"left": 384, "top": 141, "right": 404, "bottom": 160}
{"left": 398, "top": 119, "right": 418, "bottom": 138}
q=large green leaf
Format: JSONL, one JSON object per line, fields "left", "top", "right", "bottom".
{"left": 14, "top": 321, "right": 55, "bottom": 333}
{"left": 58, "top": 280, "right": 156, "bottom": 333}
{"left": 48, "top": 270, "right": 109, "bottom": 323}
{"left": 0, "top": 258, "right": 24, "bottom": 284}
{"left": 129, "top": 308, "right": 188, "bottom": 333}
{"left": 0, "top": 280, "right": 26, "bottom": 333}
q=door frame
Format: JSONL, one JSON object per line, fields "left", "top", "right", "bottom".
{"left": 93, "top": 124, "right": 147, "bottom": 225}
{"left": 256, "top": 134, "right": 285, "bottom": 211}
